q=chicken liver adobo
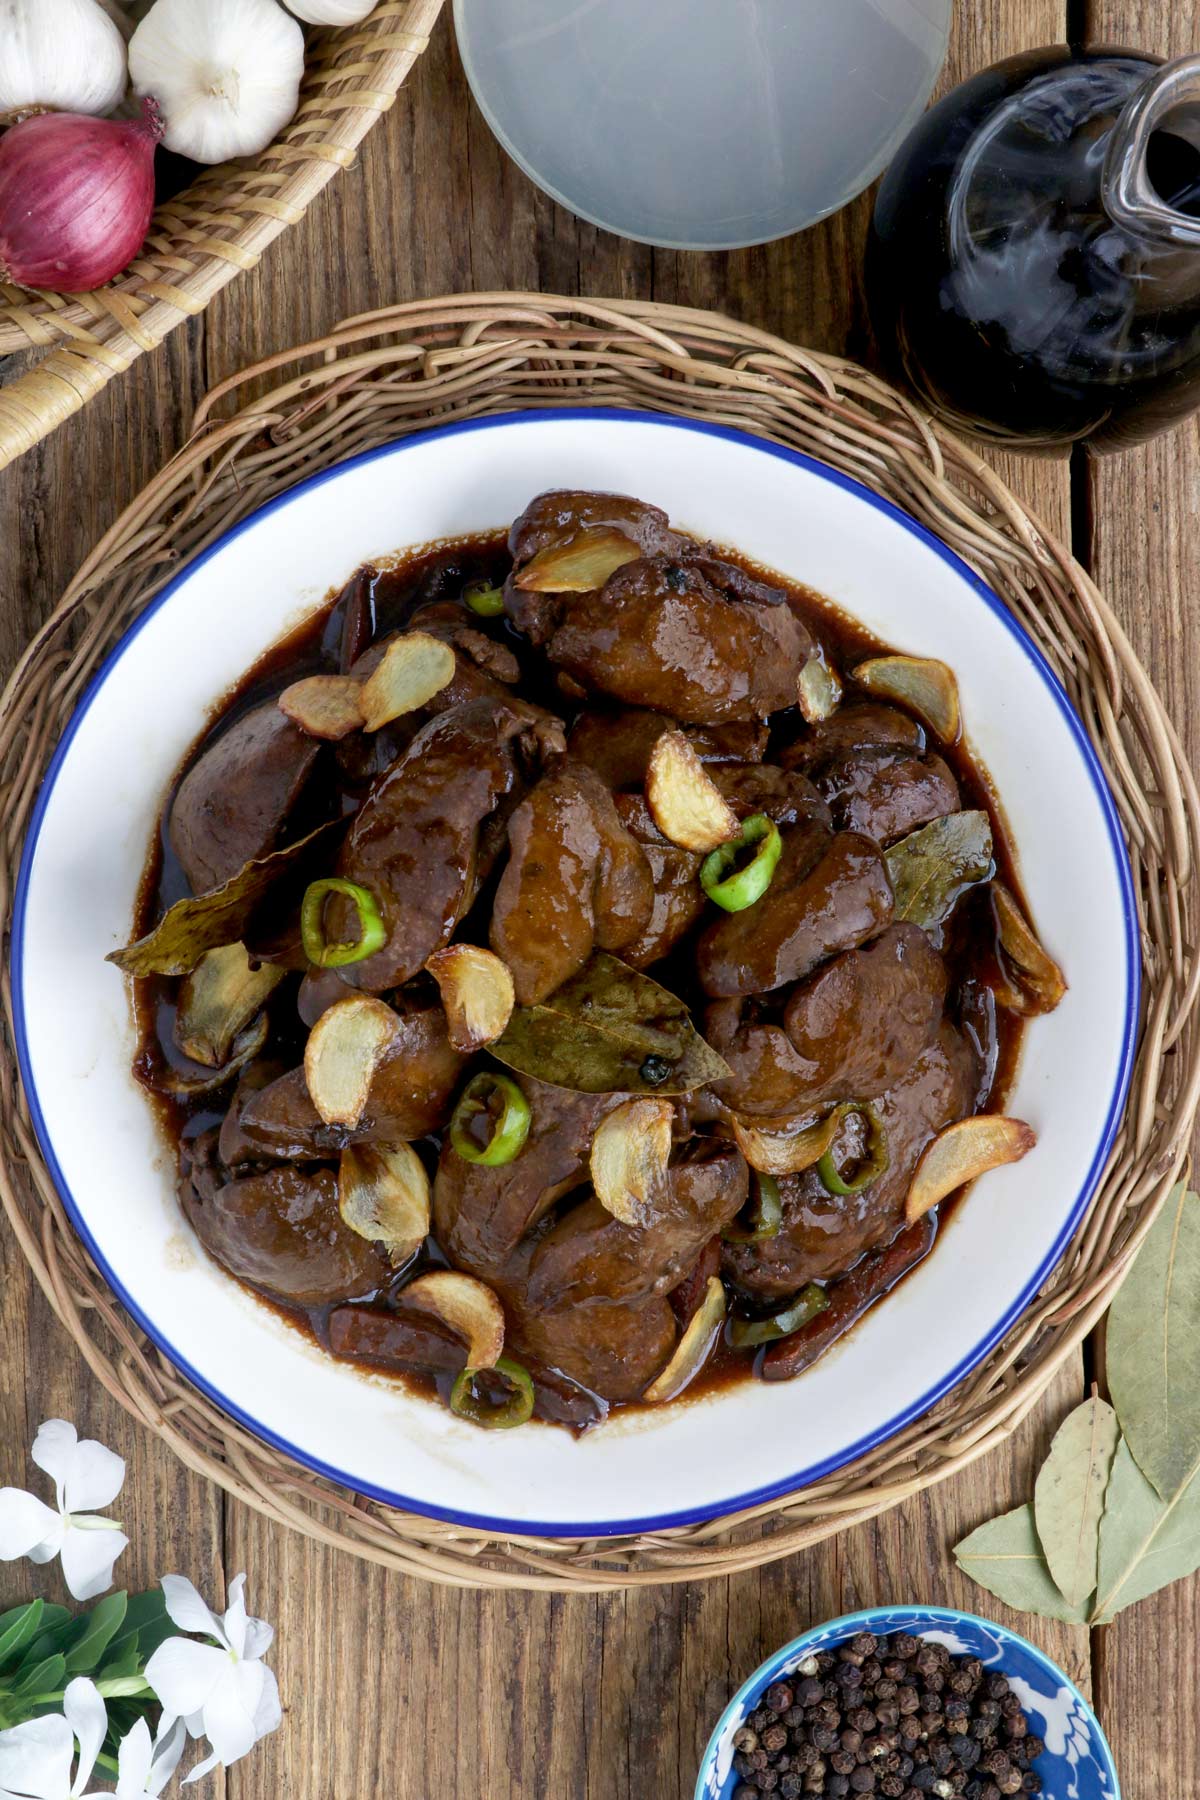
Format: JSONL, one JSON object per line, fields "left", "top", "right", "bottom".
{"left": 121, "top": 490, "right": 1063, "bottom": 1434}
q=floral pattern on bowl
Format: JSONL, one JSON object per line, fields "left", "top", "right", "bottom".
{"left": 696, "top": 1605, "right": 1119, "bottom": 1800}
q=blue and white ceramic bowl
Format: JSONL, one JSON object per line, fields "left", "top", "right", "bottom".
{"left": 696, "top": 1605, "right": 1119, "bottom": 1800}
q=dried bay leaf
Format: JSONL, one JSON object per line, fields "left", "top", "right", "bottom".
{"left": 489, "top": 950, "right": 731, "bottom": 1095}
{"left": 1032, "top": 1395, "right": 1120, "bottom": 1607}
{"left": 1091, "top": 1437, "right": 1200, "bottom": 1623}
{"left": 1107, "top": 1183, "right": 1200, "bottom": 1502}
{"left": 885, "top": 810, "right": 993, "bottom": 929}
{"left": 108, "top": 821, "right": 341, "bottom": 978}
{"left": 953, "top": 1504, "right": 1089, "bottom": 1623}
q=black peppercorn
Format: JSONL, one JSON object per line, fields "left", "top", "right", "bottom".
{"left": 850, "top": 1770, "right": 877, "bottom": 1794}
{"left": 733, "top": 1785, "right": 757, "bottom": 1800}
{"left": 765, "top": 1683, "right": 795, "bottom": 1712}
{"left": 796, "top": 1678, "right": 824, "bottom": 1707}
{"left": 780, "top": 1778, "right": 804, "bottom": 1800}
{"left": 759, "top": 1771, "right": 779, "bottom": 1794}
{"left": 893, "top": 1636, "right": 919, "bottom": 1659}
{"left": 763, "top": 1724, "right": 788, "bottom": 1754}
{"left": 827, "top": 1779, "right": 851, "bottom": 1800}
{"left": 1022, "top": 1738, "right": 1044, "bottom": 1762}
{"left": 839, "top": 1664, "right": 865, "bottom": 1689}
{"left": 881, "top": 1780, "right": 905, "bottom": 1799}
{"left": 832, "top": 1751, "right": 858, "bottom": 1775}
{"left": 734, "top": 1728, "right": 760, "bottom": 1754}
{"left": 897, "top": 1687, "right": 921, "bottom": 1715}
{"left": 1020, "top": 1777, "right": 1041, "bottom": 1795}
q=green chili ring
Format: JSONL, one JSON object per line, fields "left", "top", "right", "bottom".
{"left": 450, "top": 1356, "right": 535, "bottom": 1429}
{"left": 449, "top": 1071, "right": 532, "bottom": 1167}
{"left": 463, "top": 580, "right": 505, "bottom": 617}
{"left": 700, "top": 813, "right": 782, "bottom": 913}
{"left": 815, "top": 1101, "right": 890, "bottom": 1197}
{"left": 300, "top": 877, "right": 387, "bottom": 969}
{"left": 727, "top": 1283, "right": 829, "bottom": 1348}
{"left": 722, "top": 1173, "right": 783, "bottom": 1244}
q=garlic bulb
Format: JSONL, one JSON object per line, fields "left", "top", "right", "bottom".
{"left": 0, "top": 0, "right": 128, "bottom": 118}
{"left": 128, "top": 0, "right": 304, "bottom": 165}
{"left": 284, "top": 0, "right": 378, "bottom": 21}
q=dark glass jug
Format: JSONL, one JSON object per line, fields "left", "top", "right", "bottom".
{"left": 868, "top": 48, "right": 1200, "bottom": 451}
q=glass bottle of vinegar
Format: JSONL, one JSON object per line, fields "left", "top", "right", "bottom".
{"left": 868, "top": 49, "right": 1200, "bottom": 451}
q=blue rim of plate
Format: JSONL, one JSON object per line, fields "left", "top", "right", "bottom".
{"left": 694, "top": 1604, "right": 1122, "bottom": 1799}
{"left": 10, "top": 408, "right": 1141, "bottom": 1538}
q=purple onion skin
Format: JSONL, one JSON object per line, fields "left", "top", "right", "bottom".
{"left": 0, "top": 100, "right": 163, "bottom": 294}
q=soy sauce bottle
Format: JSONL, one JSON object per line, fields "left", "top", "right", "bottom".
{"left": 868, "top": 49, "right": 1200, "bottom": 451}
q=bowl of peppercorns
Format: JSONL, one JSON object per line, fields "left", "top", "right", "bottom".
{"left": 695, "top": 1605, "right": 1119, "bottom": 1800}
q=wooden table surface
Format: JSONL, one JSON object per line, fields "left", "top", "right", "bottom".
{"left": 1, "top": 3, "right": 1196, "bottom": 1795}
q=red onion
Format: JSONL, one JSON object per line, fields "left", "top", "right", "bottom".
{"left": 0, "top": 99, "right": 163, "bottom": 295}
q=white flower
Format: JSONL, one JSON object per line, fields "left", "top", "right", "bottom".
{"left": 0, "top": 1677, "right": 109, "bottom": 1800}
{"left": 0, "top": 1422, "right": 127, "bottom": 1603}
{"left": 113, "top": 1718, "right": 186, "bottom": 1799}
{"left": 145, "top": 1576, "right": 280, "bottom": 1784}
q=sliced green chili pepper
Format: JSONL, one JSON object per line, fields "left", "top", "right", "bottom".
{"left": 700, "top": 813, "right": 782, "bottom": 913}
{"left": 449, "top": 1071, "right": 531, "bottom": 1166}
{"left": 815, "top": 1101, "right": 890, "bottom": 1196}
{"left": 463, "top": 580, "right": 505, "bottom": 617}
{"left": 300, "top": 877, "right": 387, "bottom": 969}
{"left": 728, "top": 1283, "right": 829, "bottom": 1348}
{"left": 450, "top": 1355, "right": 535, "bottom": 1428}
{"left": 722, "top": 1173, "right": 783, "bottom": 1244}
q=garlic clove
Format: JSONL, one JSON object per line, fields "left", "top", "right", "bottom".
{"left": 284, "top": 0, "right": 379, "bottom": 21}
{"left": 129, "top": 0, "right": 305, "bottom": 165}
{"left": 0, "top": 0, "right": 129, "bottom": 119}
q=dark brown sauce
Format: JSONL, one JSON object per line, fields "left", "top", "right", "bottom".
{"left": 131, "top": 532, "right": 1024, "bottom": 1428}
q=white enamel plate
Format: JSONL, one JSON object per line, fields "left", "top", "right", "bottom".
{"left": 13, "top": 412, "right": 1138, "bottom": 1536}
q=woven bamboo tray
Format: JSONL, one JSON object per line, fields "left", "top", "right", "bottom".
{"left": 2, "top": 294, "right": 1198, "bottom": 1592}
{"left": 0, "top": 0, "right": 443, "bottom": 474}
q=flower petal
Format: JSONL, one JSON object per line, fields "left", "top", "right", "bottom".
{"left": 158, "top": 1576, "right": 225, "bottom": 1646}
{"left": 251, "top": 1666, "right": 282, "bottom": 1745}
{"left": 0, "top": 1492, "right": 61, "bottom": 1564}
{"left": 179, "top": 1749, "right": 218, "bottom": 1788}
{"left": 191, "top": 1666, "right": 259, "bottom": 1769}
{"left": 0, "top": 1713, "right": 74, "bottom": 1800}
{"left": 60, "top": 1435, "right": 125, "bottom": 1517}
{"left": 58, "top": 1525, "right": 127, "bottom": 1602}
{"left": 221, "top": 1575, "right": 248, "bottom": 1661}
{"left": 241, "top": 1614, "right": 274, "bottom": 1663}
{"left": 147, "top": 1720, "right": 187, "bottom": 1799}
{"left": 30, "top": 1421, "right": 78, "bottom": 1511}
{"left": 144, "top": 1639, "right": 228, "bottom": 1721}
{"left": 63, "top": 1680, "right": 107, "bottom": 1797}
{"left": 113, "top": 1719, "right": 152, "bottom": 1799}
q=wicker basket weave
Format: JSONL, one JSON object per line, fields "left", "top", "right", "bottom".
{"left": 2, "top": 294, "right": 1198, "bottom": 1592}
{"left": 0, "top": 0, "right": 443, "bottom": 473}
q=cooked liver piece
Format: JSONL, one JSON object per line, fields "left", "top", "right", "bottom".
{"left": 816, "top": 749, "right": 960, "bottom": 845}
{"left": 491, "top": 762, "right": 653, "bottom": 1005}
{"left": 504, "top": 490, "right": 686, "bottom": 642}
{"left": 169, "top": 700, "right": 320, "bottom": 893}
{"left": 611, "top": 792, "right": 705, "bottom": 968}
{"left": 722, "top": 1022, "right": 979, "bottom": 1301}
{"left": 181, "top": 1132, "right": 384, "bottom": 1305}
{"left": 568, "top": 707, "right": 676, "bottom": 790}
{"left": 779, "top": 701, "right": 925, "bottom": 772}
{"left": 523, "top": 1145, "right": 748, "bottom": 1311}
{"left": 711, "top": 762, "right": 832, "bottom": 828}
{"left": 334, "top": 699, "right": 529, "bottom": 991}
{"left": 511, "top": 1295, "right": 677, "bottom": 1405}
{"left": 546, "top": 554, "right": 814, "bottom": 724}
{"left": 696, "top": 824, "right": 894, "bottom": 998}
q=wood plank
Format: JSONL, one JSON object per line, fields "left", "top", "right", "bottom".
{"left": 0, "top": 322, "right": 225, "bottom": 1781}
{"left": 1081, "top": 6, "right": 1200, "bottom": 1795}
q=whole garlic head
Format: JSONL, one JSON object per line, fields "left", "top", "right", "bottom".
{"left": 129, "top": 0, "right": 305, "bottom": 164}
{"left": 0, "top": 0, "right": 128, "bottom": 117}
{"left": 285, "top": 0, "right": 378, "bottom": 20}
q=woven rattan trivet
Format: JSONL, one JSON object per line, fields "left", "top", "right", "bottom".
{"left": 2, "top": 295, "right": 1196, "bottom": 1591}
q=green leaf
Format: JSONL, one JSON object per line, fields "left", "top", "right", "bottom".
{"left": 13, "top": 1653, "right": 66, "bottom": 1698}
{"left": 105, "top": 1589, "right": 172, "bottom": 1667}
{"left": 1107, "top": 1184, "right": 1200, "bottom": 1502}
{"left": 884, "top": 810, "right": 993, "bottom": 929}
{"left": 65, "top": 1592, "right": 127, "bottom": 1675}
{"left": 0, "top": 1602, "right": 44, "bottom": 1673}
{"left": 953, "top": 1503, "right": 1090, "bottom": 1622}
{"left": 490, "top": 951, "right": 732, "bottom": 1095}
{"left": 1092, "top": 1436, "right": 1200, "bottom": 1622}
{"left": 1033, "top": 1396, "right": 1120, "bottom": 1607}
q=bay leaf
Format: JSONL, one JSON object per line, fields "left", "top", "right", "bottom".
{"left": 489, "top": 951, "right": 732, "bottom": 1095}
{"left": 885, "top": 810, "right": 994, "bottom": 929}
{"left": 1107, "top": 1183, "right": 1200, "bottom": 1501}
{"left": 953, "top": 1503, "right": 1089, "bottom": 1622}
{"left": 108, "top": 820, "right": 340, "bottom": 978}
{"left": 1092, "top": 1436, "right": 1200, "bottom": 1622}
{"left": 1032, "top": 1395, "right": 1120, "bottom": 1607}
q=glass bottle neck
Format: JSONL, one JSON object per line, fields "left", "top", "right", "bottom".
{"left": 1103, "top": 54, "right": 1200, "bottom": 247}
